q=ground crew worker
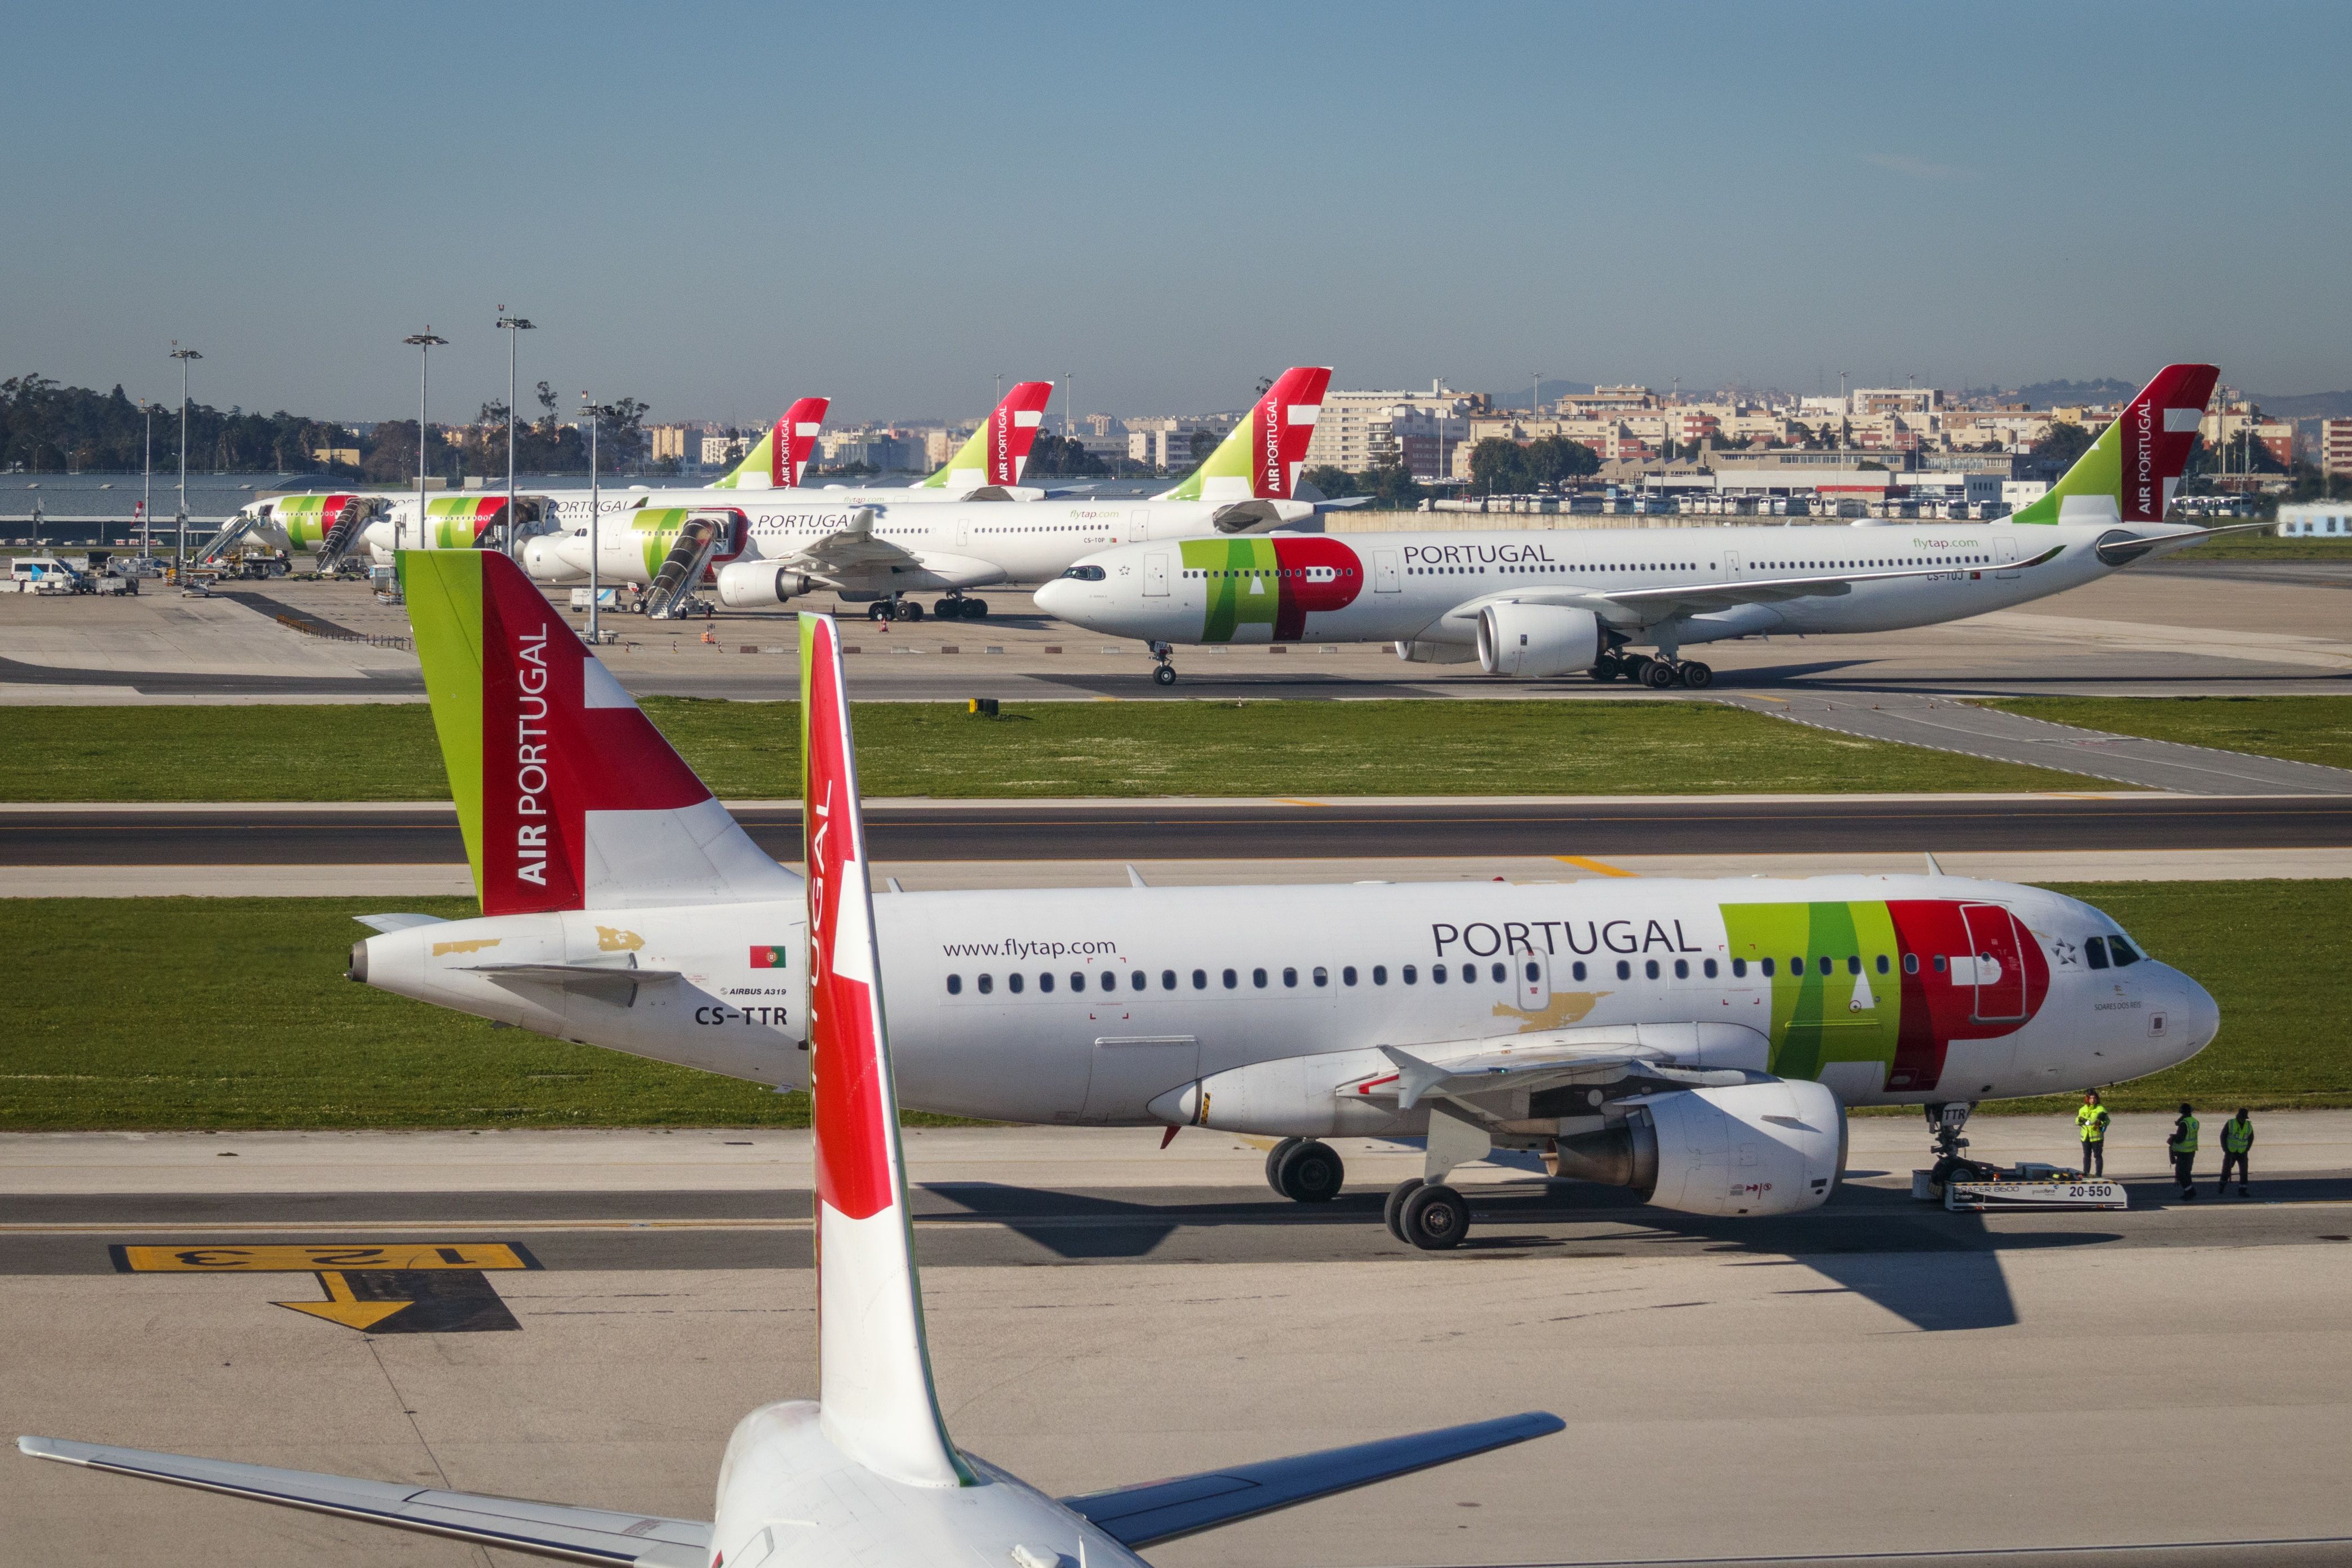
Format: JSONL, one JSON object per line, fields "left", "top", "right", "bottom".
{"left": 2168, "top": 1102, "right": 2200, "bottom": 1200}
{"left": 2076, "top": 1090, "right": 2111, "bottom": 1176}
{"left": 2218, "top": 1108, "right": 2254, "bottom": 1197}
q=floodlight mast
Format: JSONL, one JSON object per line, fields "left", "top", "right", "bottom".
{"left": 583, "top": 390, "right": 602, "bottom": 643}
{"left": 496, "top": 312, "right": 535, "bottom": 555}
{"left": 168, "top": 344, "right": 200, "bottom": 574}
{"left": 403, "top": 330, "right": 449, "bottom": 556}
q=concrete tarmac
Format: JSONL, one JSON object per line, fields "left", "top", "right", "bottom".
{"left": 5, "top": 1118, "right": 2349, "bottom": 1566}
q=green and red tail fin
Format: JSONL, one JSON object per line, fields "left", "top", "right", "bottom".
{"left": 398, "top": 549, "right": 797, "bottom": 916}
{"left": 918, "top": 380, "right": 1053, "bottom": 493}
{"left": 2010, "top": 363, "right": 2217, "bottom": 525}
{"left": 1160, "top": 366, "right": 1332, "bottom": 504}
{"left": 711, "top": 397, "right": 830, "bottom": 490}
{"left": 800, "top": 611, "right": 971, "bottom": 1489}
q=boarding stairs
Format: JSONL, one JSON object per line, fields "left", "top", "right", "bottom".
{"left": 195, "top": 516, "right": 261, "bottom": 565}
{"left": 640, "top": 513, "right": 727, "bottom": 619}
{"left": 313, "top": 497, "right": 383, "bottom": 574}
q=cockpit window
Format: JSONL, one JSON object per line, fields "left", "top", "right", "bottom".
{"left": 2107, "top": 935, "right": 2141, "bottom": 966}
{"left": 1058, "top": 564, "right": 1106, "bottom": 581}
{"left": 2084, "top": 936, "right": 2110, "bottom": 970}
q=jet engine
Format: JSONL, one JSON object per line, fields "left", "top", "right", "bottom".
{"left": 716, "top": 561, "right": 816, "bottom": 608}
{"left": 1556, "top": 1079, "right": 1844, "bottom": 1217}
{"left": 1476, "top": 603, "right": 1601, "bottom": 678}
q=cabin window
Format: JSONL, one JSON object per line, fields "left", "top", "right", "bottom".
{"left": 1403, "top": 965, "right": 1418, "bottom": 984}
{"left": 1933, "top": 955, "right": 1947, "bottom": 974}
{"left": 1645, "top": 959, "right": 1661, "bottom": 979}
{"left": 1432, "top": 963, "right": 1448, "bottom": 984}
{"left": 1674, "top": 958, "right": 1689, "bottom": 979}
{"left": 978, "top": 974, "right": 994, "bottom": 994}
{"left": 1760, "top": 957, "right": 1776, "bottom": 976}
{"left": 1372, "top": 965, "right": 1387, "bottom": 985}
{"left": 946, "top": 974, "right": 962, "bottom": 995}
{"left": 1847, "top": 956, "right": 1861, "bottom": 975}
{"left": 2085, "top": 936, "right": 2110, "bottom": 970}
{"left": 1491, "top": 962, "right": 1506, "bottom": 983}
{"left": 1732, "top": 958, "right": 1747, "bottom": 978}
{"left": 1191, "top": 969, "right": 1206, "bottom": 989}
{"left": 1126, "top": 970, "right": 1142, "bottom": 992}
{"left": 1703, "top": 958, "right": 1718, "bottom": 978}
{"left": 1791, "top": 957, "right": 1805, "bottom": 975}
{"left": 1222, "top": 968, "right": 1237, "bottom": 989}
{"left": 1162, "top": 969, "right": 1178, "bottom": 990}
{"left": 1313, "top": 967, "right": 1329, "bottom": 987}
{"left": 1343, "top": 966, "right": 1358, "bottom": 985}
{"left": 1252, "top": 967, "right": 1268, "bottom": 988}
{"left": 1282, "top": 967, "right": 1298, "bottom": 988}
{"left": 1903, "top": 953, "right": 1919, "bottom": 975}
{"left": 1821, "top": 955, "right": 1834, "bottom": 975}
{"left": 1616, "top": 960, "right": 1632, "bottom": 980}
{"left": 1040, "top": 973, "right": 1055, "bottom": 993}
{"left": 1876, "top": 954, "right": 1891, "bottom": 974}
{"left": 1572, "top": 961, "right": 1588, "bottom": 980}
{"left": 1524, "top": 961, "right": 1541, "bottom": 983}
{"left": 1007, "top": 973, "right": 1024, "bottom": 994}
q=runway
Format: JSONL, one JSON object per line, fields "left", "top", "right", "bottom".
{"left": 7, "top": 794, "right": 2350, "bottom": 866}
{"left": 6, "top": 1119, "right": 2350, "bottom": 1567}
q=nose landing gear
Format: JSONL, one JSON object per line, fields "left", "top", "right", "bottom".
{"left": 1148, "top": 639, "right": 1178, "bottom": 687}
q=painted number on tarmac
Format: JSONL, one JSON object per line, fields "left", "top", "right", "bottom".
{"left": 110, "top": 1242, "right": 539, "bottom": 1273}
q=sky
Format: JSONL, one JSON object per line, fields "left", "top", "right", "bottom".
{"left": 6, "top": 1, "right": 2348, "bottom": 427}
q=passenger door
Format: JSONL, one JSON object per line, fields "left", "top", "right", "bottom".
{"left": 1960, "top": 903, "right": 2028, "bottom": 1023}
{"left": 1128, "top": 507, "right": 1151, "bottom": 543}
{"left": 1144, "top": 553, "right": 1169, "bottom": 597}
{"left": 1722, "top": 550, "right": 1742, "bottom": 580}
{"left": 1374, "top": 549, "right": 1401, "bottom": 593}
{"left": 1994, "top": 536, "right": 2020, "bottom": 578}
{"left": 1080, "top": 1034, "right": 1199, "bottom": 1122}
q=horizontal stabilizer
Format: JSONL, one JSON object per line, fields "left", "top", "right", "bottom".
{"left": 17, "top": 1435, "right": 711, "bottom": 1567}
{"left": 1061, "top": 1412, "right": 1563, "bottom": 1548}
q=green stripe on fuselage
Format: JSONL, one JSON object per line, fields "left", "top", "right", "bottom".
{"left": 1179, "top": 538, "right": 1278, "bottom": 642}
{"left": 1720, "top": 901, "right": 1901, "bottom": 1081}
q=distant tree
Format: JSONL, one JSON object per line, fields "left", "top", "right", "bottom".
{"left": 1025, "top": 433, "right": 1110, "bottom": 478}
{"left": 363, "top": 420, "right": 420, "bottom": 481}
{"left": 1468, "top": 436, "right": 1532, "bottom": 494}
{"left": 2034, "top": 420, "right": 2097, "bottom": 468}
{"left": 1302, "top": 463, "right": 1423, "bottom": 509}
{"left": 1188, "top": 427, "right": 1218, "bottom": 465}
{"left": 1524, "top": 434, "right": 1600, "bottom": 487}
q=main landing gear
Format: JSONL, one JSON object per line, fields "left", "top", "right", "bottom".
{"left": 864, "top": 594, "right": 931, "bottom": 623}
{"left": 1588, "top": 650, "right": 1712, "bottom": 690}
{"left": 1263, "top": 1137, "right": 1346, "bottom": 1202}
{"left": 934, "top": 594, "right": 989, "bottom": 621}
{"left": 1148, "top": 639, "right": 1178, "bottom": 687}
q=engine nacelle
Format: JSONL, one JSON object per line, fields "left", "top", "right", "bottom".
{"left": 1572, "top": 1079, "right": 1843, "bottom": 1217}
{"left": 716, "top": 561, "right": 815, "bottom": 608}
{"left": 1476, "top": 603, "right": 1601, "bottom": 678}
{"left": 1392, "top": 638, "right": 1478, "bottom": 665}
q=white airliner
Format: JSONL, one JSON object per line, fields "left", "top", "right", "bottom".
{"left": 16, "top": 611, "right": 1563, "bottom": 1562}
{"left": 339, "top": 549, "right": 2214, "bottom": 1249}
{"left": 520, "top": 367, "right": 1340, "bottom": 622}
{"left": 1033, "top": 363, "right": 2229, "bottom": 687}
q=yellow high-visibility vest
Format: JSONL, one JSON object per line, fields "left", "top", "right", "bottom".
{"left": 2078, "top": 1104, "right": 2110, "bottom": 1141}
{"left": 2170, "top": 1115, "right": 2200, "bottom": 1154}
{"left": 2223, "top": 1118, "right": 2252, "bottom": 1154}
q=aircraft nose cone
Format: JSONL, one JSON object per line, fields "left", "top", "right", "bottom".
{"left": 2176, "top": 968, "right": 2220, "bottom": 1055}
{"left": 1035, "top": 578, "right": 1089, "bottom": 623}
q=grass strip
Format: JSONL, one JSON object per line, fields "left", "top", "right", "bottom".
{"left": 0, "top": 881, "right": 2341, "bottom": 1130}
{"left": 1981, "top": 696, "right": 2352, "bottom": 774}
{"left": 2, "top": 698, "right": 2107, "bottom": 802}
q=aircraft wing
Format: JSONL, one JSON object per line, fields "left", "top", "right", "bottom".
{"left": 1371, "top": 1040, "right": 1743, "bottom": 1111}
{"left": 1551, "top": 547, "right": 2066, "bottom": 625}
{"left": 775, "top": 510, "right": 920, "bottom": 574}
{"left": 17, "top": 1436, "right": 711, "bottom": 1567}
{"left": 1059, "top": 1412, "right": 1563, "bottom": 1549}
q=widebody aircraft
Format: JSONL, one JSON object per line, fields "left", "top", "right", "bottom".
{"left": 16, "top": 615, "right": 1562, "bottom": 1558}
{"left": 1034, "top": 363, "right": 2226, "bottom": 687}
{"left": 345, "top": 549, "right": 2216, "bottom": 1248}
{"left": 520, "top": 367, "right": 1339, "bottom": 622}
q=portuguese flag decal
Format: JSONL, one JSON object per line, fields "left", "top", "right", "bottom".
{"left": 749, "top": 945, "right": 789, "bottom": 970}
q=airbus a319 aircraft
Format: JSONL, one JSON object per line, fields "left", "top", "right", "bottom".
{"left": 16, "top": 614, "right": 1562, "bottom": 1561}
{"left": 1036, "top": 363, "right": 2228, "bottom": 687}
{"left": 347, "top": 549, "right": 2215, "bottom": 1248}
{"left": 520, "top": 367, "right": 1341, "bottom": 622}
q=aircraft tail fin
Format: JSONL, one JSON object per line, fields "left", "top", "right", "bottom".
{"left": 800, "top": 611, "right": 971, "bottom": 1490}
{"left": 398, "top": 549, "right": 798, "bottom": 917}
{"left": 921, "top": 380, "right": 1054, "bottom": 493}
{"left": 1160, "top": 366, "right": 1332, "bottom": 504}
{"left": 711, "top": 397, "right": 831, "bottom": 490}
{"left": 2009, "top": 363, "right": 2218, "bottom": 526}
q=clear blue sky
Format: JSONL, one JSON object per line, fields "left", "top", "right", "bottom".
{"left": 6, "top": 1, "right": 2345, "bottom": 426}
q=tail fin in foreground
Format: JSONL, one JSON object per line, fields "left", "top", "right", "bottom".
{"left": 2009, "top": 363, "right": 2218, "bottom": 526}
{"left": 920, "top": 380, "right": 1054, "bottom": 494}
{"left": 400, "top": 549, "right": 797, "bottom": 916}
{"left": 711, "top": 396, "right": 831, "bottom": 490}
{"left": 800, "top": 611, "right": 971, "bottom": 1490}
{"left": 1160, "top": 366, "right": 1332, "bottom": 504}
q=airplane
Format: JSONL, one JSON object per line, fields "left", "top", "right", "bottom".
{"left": 1032, "top": 363, "right": 2234, "bottom": 688}
{"left": 15, "top": 608, "right": 1564, "bottom": 1561}
{"left": 344, "top": 548, "right": 2218, "bottom": 1249}
{"left": 518, "top": 367, "right": 1339, "bottom": 623}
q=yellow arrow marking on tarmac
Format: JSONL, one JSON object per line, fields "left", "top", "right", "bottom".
{"left": 116, "top": 1242, "right": 532, "bottom": 1272}
{"left": 1554, "top": 854, "right": 1637, "bottom": 878}
{"left": 274, "top": 1271, "right": 412, "bottom": 1332}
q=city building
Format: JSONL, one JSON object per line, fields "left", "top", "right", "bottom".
{"left": 1302, "top": 383, "right": 1480, "bottom": 478}
{"left": 2320, "top": 418, "right": 2352, "bottom": 478}
{"left": 2276, "top": 501, "right": 2351, "bottom": 538}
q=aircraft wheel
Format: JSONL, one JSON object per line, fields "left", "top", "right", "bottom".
{"left": 1152, "top": 663, "right": 1178, "bottom": 687}
{"left": 1263, "top": 1138, "right": 1303, "bottom": 1196}
{"left": 1275, "top": 1139, "right": 1345, "bottom": 1203}
{"left": 1588, "top": 661, "right": 1621, "bottom": 682}
{"left": 1383, "top": 1178, "right": 1424, "bottom": 1242}
{"left": 964, "top": 598, "right": 989, "bottom": 619}
{"left": 1680, "top": 660, "right": 1714, "bottom": 690}
{"left": 866, "top": 601, "right": 890, "bottom": 622}
{"left": 1640, "top": 659, "right": 1679, "bottom": 690}
{"left": 1399, "top": 1183, "right": 1470, "bottom": 1250}
{"left": 935, "top": 598, "right": 964, "bottom": 620}
{"left": 894, "top": 599, "right": 924, "bottom": 623}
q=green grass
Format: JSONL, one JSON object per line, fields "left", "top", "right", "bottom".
{"left": 1, "top": 881, "right": 2342, "bottom": 1130}
{"left": 1, "top": 698, "right": 2110, "bottom": 802}
{"left": 2163, "top": 531, "right": 2348, "bottom": 561}
{"left": 1980, "top": 696, "right": 2352, "bottom": 773}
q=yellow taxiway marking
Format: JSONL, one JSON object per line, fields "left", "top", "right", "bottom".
{"left": 276, "top": 1271, "right": 412, "bottom": 1331}
{"left": 114, "top": 1242, "right": 534, "bottom": 1272}
{"left": 1742, "top": 693, "right": 1790, "bottom": 704}
{"left": 1554, "top": 854, "right": 1639, "bottom": 878}
{"left": 1273, "top": 798, "right": 1330, "bottom": 808}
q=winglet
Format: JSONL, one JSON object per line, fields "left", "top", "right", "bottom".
{"left": 921, "top": 381, "right": 1054, "bottom": 494}
{"left": 712, "top": 397, "right": 831, "bottom": 490}
{"left": 1125, "top": 864, "right": 1149, "bottom": 889}
{"left": 800, "top": 611, "right": 972, "bottom": 1490}
{"left": 1923, "top": 851, "right": 1945, "bottom": 877}
{"left": 1160, "top": 367, "right": 1332, "bottom": 504}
